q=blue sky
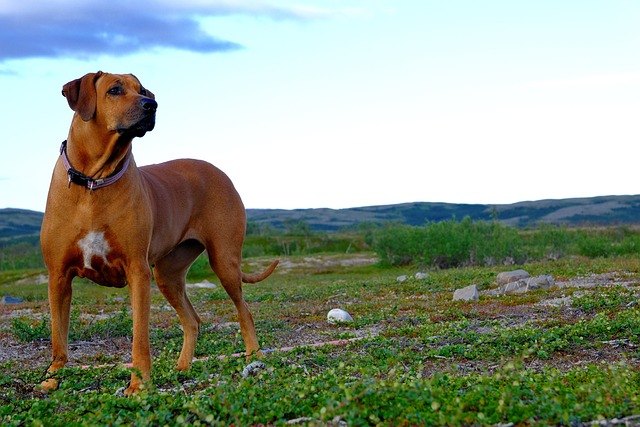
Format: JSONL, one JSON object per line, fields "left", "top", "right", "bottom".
{"left": 1, "top": 1, "right": 639, "bottom": 212}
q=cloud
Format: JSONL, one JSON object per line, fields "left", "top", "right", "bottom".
{"left": 0, "top": 0, "right": 326, "bottom": 61}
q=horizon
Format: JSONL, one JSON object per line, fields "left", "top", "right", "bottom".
{"left": 4, "top": 192, "right": 640, "bottom": 214}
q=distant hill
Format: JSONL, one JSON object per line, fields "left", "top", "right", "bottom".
{"left": 2, "top": 194, "right": 640, "bottom": 238}
{"left": 0, "top": 208, "right": 44, "bottom": 239}
{"left": 247, "top": 195, "right": 640, "bottom": 231}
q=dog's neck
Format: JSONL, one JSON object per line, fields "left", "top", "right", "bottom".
{"left": 65, "top": 123, "right": 134, "bottom": 180}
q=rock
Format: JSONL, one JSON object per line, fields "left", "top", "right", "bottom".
{"left": 241, "top": 361, "right": 266, "bottom": 378}
{"left": 1, "top": 296, "right": 23, "bottom": 304}
{"left": 496, "top": 270, "right": 530, "bottom": 285}
{"left": 397, "top": 275, "right": 407, "bottom": 283}
{"left": 415, "top": 272, "right": 428, "bottom": 280}
{"left": 486, "top": 274, "right": 556, "bottom": 296}
{"left": 453, "top": 284, "right": 479, "bottom": 301}
{"left": 186, "top": 280, "right": 217, "bottom": 289}
{"left": 526, "top": 274, "right": 555, "bottom": 291}
{"left": 327, "top": 308, "right": 354, "bottom": 324}
{"left": 502, "top": 280, "right": 529, "bottom": 294}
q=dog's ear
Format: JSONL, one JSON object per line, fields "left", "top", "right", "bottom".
{"left": 62, "top": 71, "right": 103, "bottom": 121}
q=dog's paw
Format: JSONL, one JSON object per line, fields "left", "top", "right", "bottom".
{"left": 39, "top": 378, "right": 59, "bottom": 393}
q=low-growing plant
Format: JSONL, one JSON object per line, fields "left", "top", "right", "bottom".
{"left": 3, "top": 252, "right": 640, "bottom": 425}
{"left": 11, "top": 317, "right": 49, "bottom": 343}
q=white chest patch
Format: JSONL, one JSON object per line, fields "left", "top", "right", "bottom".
{"left": 77, "top": 231, "right": 111, "bottom": 269}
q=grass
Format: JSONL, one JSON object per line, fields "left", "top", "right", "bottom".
{"left": 1, "top": 254, "right": 640, "bottom": 425}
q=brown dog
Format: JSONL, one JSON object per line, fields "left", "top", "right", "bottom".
{"left": 40, "top": 72, "right": 278, "bottom": 395}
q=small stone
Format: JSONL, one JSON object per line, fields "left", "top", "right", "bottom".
{"left": 186, "top": 280, "right": 217, "bottom": 289}
{"left": 242, "top": 361, "right": 266, "bottom": 378}
{"left": 397, "top": 275, "right": 407, "bottom": 283}
{"left": 327, "top": 308, "right": 354, "bottom": 324}
{"left": 453, "top": 284, "right": 479, "bottom": 301}
{"left": 415, "top": 272, "right": 428, "bottom": 280}
{"left": 496, "top": 270, "right": 530, "bottom": 285}
{"left": 526, "top": 275, "right": 555, "bottom": 291}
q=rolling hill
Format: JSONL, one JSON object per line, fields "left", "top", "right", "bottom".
{"left": 3, "top": 194, "right": 640, "bottom": 238}
{"left": 247, "top": 195, "right": 640, "bottom": 231}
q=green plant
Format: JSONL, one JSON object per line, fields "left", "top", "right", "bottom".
{"left": 11, "top": 317, "right": 49, "bottom": 342}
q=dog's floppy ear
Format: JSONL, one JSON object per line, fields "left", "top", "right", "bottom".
{"left": 62, "top": 71, "right": 103, "bottom": 121}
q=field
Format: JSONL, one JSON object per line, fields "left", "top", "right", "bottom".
{"left": 1, "top": 249, "right": 640, "bottom": 426}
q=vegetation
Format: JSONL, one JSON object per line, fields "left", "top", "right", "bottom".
{"left": 2, "top": 213, "right": 640, "bottom": 425}
{"left": 373, "top": 219, "right": 640, "bottom": 268}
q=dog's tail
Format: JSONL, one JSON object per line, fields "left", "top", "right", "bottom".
{"left": 242, "top": 260, "right": 279, "bottom": 284}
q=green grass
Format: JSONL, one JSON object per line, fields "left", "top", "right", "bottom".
{"left": 1, "top": 254, "right": 640, "bottom": 426}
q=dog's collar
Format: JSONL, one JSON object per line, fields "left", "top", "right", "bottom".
{"left": 59, "top": 140, "right": 131, "bottom": 190}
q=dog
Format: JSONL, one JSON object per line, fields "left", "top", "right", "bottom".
{"left": 40, "top": 72, "right": 278, "bottom": 395}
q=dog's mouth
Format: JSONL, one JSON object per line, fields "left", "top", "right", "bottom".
{"left": 117, "top": 112, "right": 156, "bottom": 137}
{"left": 117, "top": 97, "right": 158, "bottom": 137}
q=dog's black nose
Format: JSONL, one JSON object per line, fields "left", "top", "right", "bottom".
{"left": 141, "top": 98, "right": 158, "bottom": 111}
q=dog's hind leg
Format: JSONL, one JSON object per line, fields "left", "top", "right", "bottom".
{"left": 153, "top": 240, "right": 204, "bottom": 371}
{"left": 207, "top": 248, "right": 262, "bottom": 360}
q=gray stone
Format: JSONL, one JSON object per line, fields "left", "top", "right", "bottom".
{"left": 501, "top": 280, "right": 528, "bottom": 294}
{"left": 496, "top": 270, "right": 530, "bottom": 285}
{"left": 397, "top": 275, "right": 408, "bottom": 283}
{"left": 486, "top": 274, "right": 556, "bottom": 296}
{"left": 242, "top": 361, "right": 266, "bottom": 378}
{"left": 415, "top": 272, "right": 428, "bottom": 280}
{"left": 453, "top": 284, "right": 479, "bottom": 301}
{"left": 526, "top": 274, "right": 555, "bottom": 291}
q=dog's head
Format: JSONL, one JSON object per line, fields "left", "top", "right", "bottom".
{"left": 62, "top": 72, "right": 157, "bottom": 138}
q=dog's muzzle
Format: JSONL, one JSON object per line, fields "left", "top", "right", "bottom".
{"left": 119, "top": 97, "right": 158, "bottom": 136}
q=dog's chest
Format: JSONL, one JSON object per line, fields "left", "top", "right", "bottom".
{"left": 76, "top": 231, "right": 127, "bottom": 287}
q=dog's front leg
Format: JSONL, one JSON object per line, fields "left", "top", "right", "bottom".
{"left": 125, "top": 266, "right": 152, "bottom": 396}
{"left": 41, "top": 274, "right": 73, "bottom": 392}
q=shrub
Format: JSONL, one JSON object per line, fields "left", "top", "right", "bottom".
{"left": 373, "top": 218, "right": 525, "bottom": 268}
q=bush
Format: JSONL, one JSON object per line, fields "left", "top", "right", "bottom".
{"left": 372, "top": 220, "right": 640, "bottom": 268}
{"left": 373, "top": 218, "right": 525, "bottom": 268}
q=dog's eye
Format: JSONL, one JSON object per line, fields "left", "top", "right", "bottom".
{"left": 108, "top": 86, "right": 123, "bottom": 96}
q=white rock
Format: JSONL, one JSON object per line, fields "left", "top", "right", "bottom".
{"left": 397, "top": 275, "right": 408, "bottom": 283}
{"left": 453, "top": 284, "right": 479, "bottom": 301}
{"left": 327, "top": 308, "right": 354, "bottom": 324}
{"left": 242, "top": 361, "right": 266, "bottom": 378}
{"left": 186, "top": 280, "right": 217, "bottom": 289}
{"left": 415, "top": 272, "right": 428, "bottom": 280}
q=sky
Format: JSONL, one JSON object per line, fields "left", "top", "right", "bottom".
{"left": 1, "top": 1, "right": 639, "bottom": 212}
